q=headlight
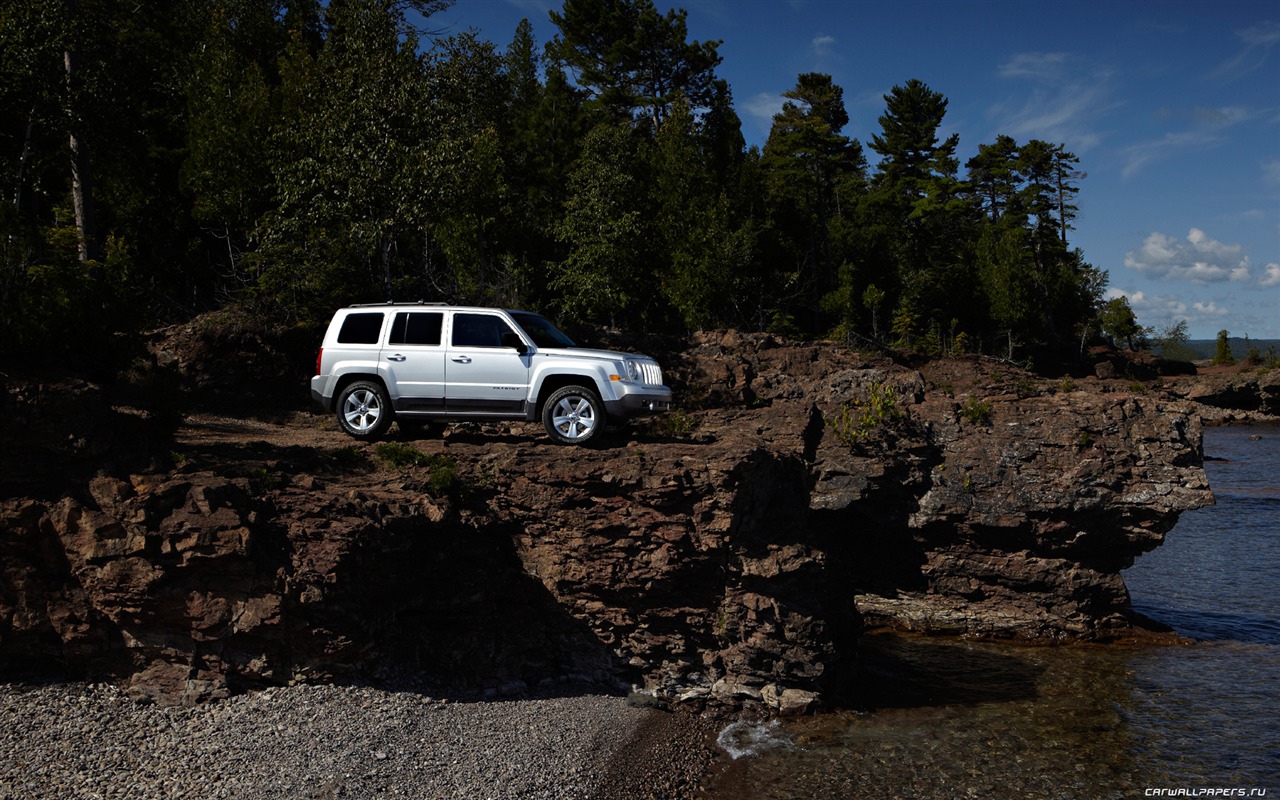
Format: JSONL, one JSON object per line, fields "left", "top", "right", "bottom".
{"left": 625, "top": 359, "right": 641, "bottom": 382}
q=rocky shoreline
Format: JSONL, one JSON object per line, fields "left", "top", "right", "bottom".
{"left": 1, "top": 330, "right": 1225, "bottom": 713}
{"left": 0, "top": 680, "right": 722, "bottom": 800}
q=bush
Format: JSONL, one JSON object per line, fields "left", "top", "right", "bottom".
{"left": 658, "top": 409, "right": 697, "bottom": 436}
{"left": 373, "top": 442, "right": 458, "bottom": 494}
{"left": 959, "top": 396, "right": 993, "bottom": 425}
{"left": 829, "top": 382, "right": 905, "bottom": 446}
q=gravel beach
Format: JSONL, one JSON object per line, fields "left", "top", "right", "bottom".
{"left": 0, "top": 682, "right": 722, "bottom": 800}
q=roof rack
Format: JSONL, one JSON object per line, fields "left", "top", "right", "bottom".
{"left": 347, "top": 300, "right": 449, "bottom": 308}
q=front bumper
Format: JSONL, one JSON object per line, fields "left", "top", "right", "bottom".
{"left": 605, "top": 384, "right": 672, "bottom": 419}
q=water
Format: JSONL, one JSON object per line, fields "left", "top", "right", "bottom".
{"left": 708, "top": 424, "right": 1280, "bottom": 799}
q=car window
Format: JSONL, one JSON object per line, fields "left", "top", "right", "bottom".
{"left": 336, "top": 313, "right": 384, "bottom": 344}
{"left": 389, "top": 312, "right": 443, "bottom": 346}
{"left": 452, "top": 313, "right": 517, "bottom": 348}
{"left": 511, "top": 312, "right": 575, "bottom": 348}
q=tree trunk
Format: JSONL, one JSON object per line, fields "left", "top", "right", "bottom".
{"left": 65, "top": 45, "right": 99, "bottom": 263}
{"left": 380, "top": 236, "right": 393, "bottom": 300}
{"left": 13, "top": 106, "right": 36, "bottom": 210}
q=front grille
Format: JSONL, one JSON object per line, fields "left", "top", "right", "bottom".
{"left": 639, "top": 362, "right": 663, "bottom": 386}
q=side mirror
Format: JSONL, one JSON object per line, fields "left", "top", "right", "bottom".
{"left": 502, "top": 332, "right": 529, "bottom": 354}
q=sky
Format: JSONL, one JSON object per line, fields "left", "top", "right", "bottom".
{"left": 427, "top": 0, "right": 1280, "bottom": 340}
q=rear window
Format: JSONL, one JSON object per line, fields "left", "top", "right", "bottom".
{"left": 336, "top": 313, "right": 384, "bottom": 344}
{"left": 389, "top": 312, "right": 443, "bottom": 345}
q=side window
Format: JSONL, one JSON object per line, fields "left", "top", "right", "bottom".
{"left": 389, "top": 312, "right": 443, "bottom": 345}
{"left": 452, "top": 313, "right": 516, "bottom": 348}
{"left": 336, "top": 313, "right": 384, "bottom": 344}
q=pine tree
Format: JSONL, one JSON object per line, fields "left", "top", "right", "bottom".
{"left": 760, "top": 73, "right": 866, "bottom": 333}
{"left": 965, "top": 135, "right": 1020, "bottom": 224}
{"left": 864, "top": 79, "right": 978, "bottom": 345}
{"left": 548, "top": 0, "right": 722, "bottom": 128}
{"left": 1213, "top": 329, "right": 1236, "bottom": 366}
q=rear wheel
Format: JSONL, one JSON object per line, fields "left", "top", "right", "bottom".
{"left": 543, "top": 385, "right": 604, "bottom": 446}
{"left": 336, "top": 380, "right": 393, "bottom": 440}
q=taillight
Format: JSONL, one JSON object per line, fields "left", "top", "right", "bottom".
{"left": 315, "top": 348, "right": 324, "bottom": 376}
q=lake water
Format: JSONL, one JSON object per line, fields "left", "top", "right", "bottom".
{"left": 707, "top": 424, "right": 1280, "bottom": 799}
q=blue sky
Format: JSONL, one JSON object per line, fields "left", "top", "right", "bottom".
{"left": 430, "top": 0, "right": 1280, "bottom": 340}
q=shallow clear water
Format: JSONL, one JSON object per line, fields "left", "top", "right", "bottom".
{"left": 709, "top": 424, "right": 1280, "bottom": 799}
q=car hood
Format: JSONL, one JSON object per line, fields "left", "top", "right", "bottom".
{"left": 534, "top": 347, "right": 650, "bottom": 362}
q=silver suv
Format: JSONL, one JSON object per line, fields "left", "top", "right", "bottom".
{"left": 310, "top": 303, "right": 671, "bottom": 445}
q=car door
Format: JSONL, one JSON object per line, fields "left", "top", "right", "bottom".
{"left": 381, "top": 311, "right": 446, "bottom": 412}
{"left": 444, "top": 311, "right": 531, "bottom": 414}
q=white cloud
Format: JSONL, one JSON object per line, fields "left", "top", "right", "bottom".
{"left": 810, "top": 33, "right": 841, "bottom": 70}
{"left": 1191, "top": 106, "right": 1254, "bottom": 126}
{"left": 1107, "top": 288, "right": 1188, "bottom": 317}
{"left": 1120, "top": 106, "right": 1257, "bottom": 179}
{"left": 812, "top": 34, "right": 836, "bottom": 56}
{"left": 1264, "top": 160, "right": 1280, "bottom": 186}
{"left": 998, "top": 52, "right": 1068, "bottom": 80}
{"left": 1262, "top": 263, "right": 1280, "bottom": 288}
{"left": 1119, "top": 130, "right": 1225, "bottom": 179}
{"left": 990, "top": 52, "right": 1116, "bottom": 153}
{"left": 1208, "top": 21, "right": 1280, "bottom": 81}
{"left": 1102, "top": 288, "right": 1240, "bottom": 335}
{"left": 1191, "top": 300, "right": 1230, "bottom": 316}
{"left": 1124, "top": 228, "right": 1252, "bottom": 284}
{"left": 743, "top": 92, "right": 784, "bottom": 125}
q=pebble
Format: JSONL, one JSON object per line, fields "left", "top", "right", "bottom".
{"left": 0, "top": 682, "right": 719, "bottom": 800}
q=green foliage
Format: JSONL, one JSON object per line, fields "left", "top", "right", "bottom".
{"left": 1015, "top": 377, "right": 1040, "bottom": 398}
{"left": 373, "top": 443, "right": 458, "bottom": 494}
{"left": 1242, "top": 335, "right": 1262, "bottom": 367}
{"left": 331, "top": 445, "right": 366, "bottom": 469}
{"left": 657, "top": 409, "right": 698, "bottom": 436}
{"left": 762, "top": 72, "right": 867, "bottom": 330}
{"left": 256, "top": 0, "right": 439, "bottom": 316}
{"left": 1153, "top": 319, "right": 1196, "bottom": 361}
{"left": 959, "top": 396, "right": 993, "bottom": 425}
{"left": 828, "top": 382, "right": 905, "bottom": 446}
{"left": 1099, "top": 296, "right": 1147, "bottom": 350}
{"left": 0, "top": 1, "right": 1118, "bottom": 364}
{"left": 250, "top": 466, "right": 283, "bottom": 492}
{"left": 548, "top": 0, "right": 722, "bottom": 126}
{"left": 553, "top": 122, "right": 654, "bottom": 326}
{"left": 653, "top": 98, "right": 753, "bottom": 328}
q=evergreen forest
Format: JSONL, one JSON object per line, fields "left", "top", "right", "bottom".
{"left": 1, "top": 0, "right": 1142, "bottom": 372}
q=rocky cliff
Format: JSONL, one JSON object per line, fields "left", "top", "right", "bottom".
{"left": 0, "top": 332, "right": 1213, "bottom": 712}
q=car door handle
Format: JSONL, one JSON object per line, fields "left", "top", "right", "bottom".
{"left": 386, "top": 354, "right": 406, "bottom": 362}
{"left": 451, "top": 356, "right": 472, "bottom": 364}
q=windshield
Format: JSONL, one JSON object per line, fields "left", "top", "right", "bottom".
{"left": 511, "top": 312, "right": 576, "bottom": 349}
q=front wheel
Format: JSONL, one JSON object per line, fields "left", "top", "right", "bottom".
{"left": 336, "top": 380, "right": 393, "bottom": 440}
{"left": 543, "top": 385, "right": 604, "bottom": 446}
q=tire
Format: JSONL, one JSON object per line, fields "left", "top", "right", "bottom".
{"left": 543, "top": 385, "right": 605, "bottom": 446}
{"left": 336, "top": 380, "right": 393, "bottom": 440}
